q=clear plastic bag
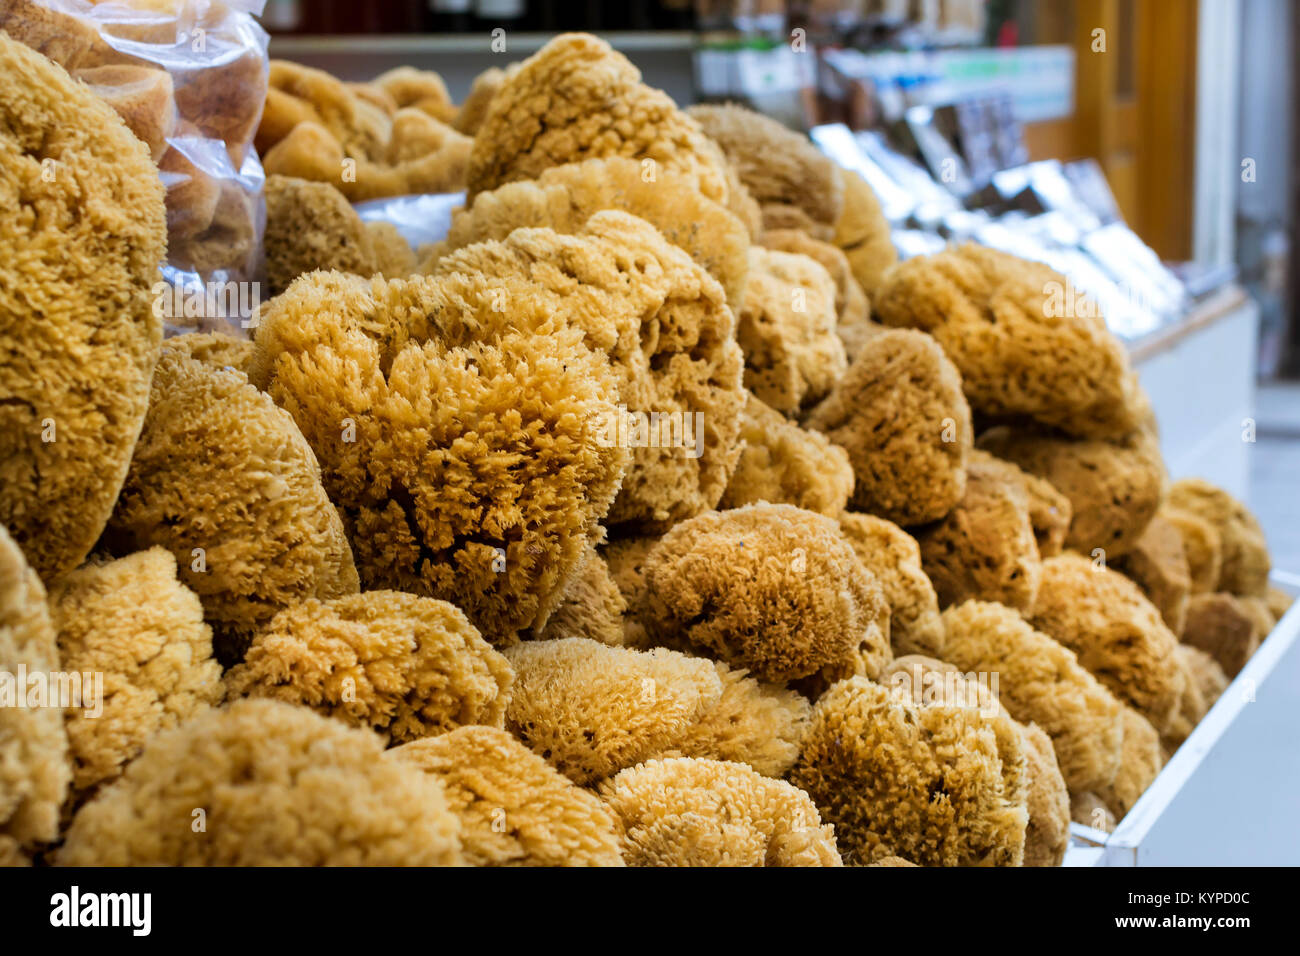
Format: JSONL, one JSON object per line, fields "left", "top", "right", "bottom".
{"left": 1, "top": 0, "right": 270, "bottom": 334}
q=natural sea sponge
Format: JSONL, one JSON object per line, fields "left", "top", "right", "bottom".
{"left": 914, "top": 450, "right": 1042, "bottom": 612}
{"left": 428, "top": 211, "right": 745, "bottom": 530}
{"left": 1095, "top": 707, "right": 1163, "bottom": 820}
{"left": 250, "top": 270, "right": 626, "bottom": 643}
{"left": 719, "top": 392, "right": 854, "bottom": 517}
{"left": 0, "top": 525, "right": 69, "bottom": 865}
{"left": 663, "top": 661, "right": 811, "bottom": 777}
{"left": 0, "top": 35, "right": 166, "bottom": 582}
{"left": 263, "top": 174, "right": 379, "bottom": 295}
{"left": 49, "top": 549, "right": 223, "bottom": 798}
{"left": 789, "top": 677, "right": 1028, "bottom": 867}
{"left": 880, "top": 655, "right": 1069, "bottom": 867}
{"left": 225, "top": 592, "right": 512, "bottom": 743}
{"left": 364, "top": 221, "right": 417, "bottom": 276}
{"left": 72, "top": 63, "right": 176, "bottom": 162}
{"left": 1166, "top": 479, "right": 1270, "bottom": 597}
{"left": 599, "top": 756, "right": 840, "bottom": 867}
{"left": 834, "top": 168, "right": 897, "bottom": 299}
{"left": 168, "top": 177, "right": 259, "bottom": 275}
{"left": 58, "top": 700, "right": 463, "bottom": 866}
{"left": 453, "top": 65, "right": 512, "bottom": 135}
{"left": 388, "top": 726, "right": 624, "bottom": 866}
{"left": 159, "top": 145, "right": 221, "bottom": 240}
{"left": 468, "top": 33, "right": 730, "bottom": 204}
{"left": 761, "top": 228, "right": 871, "bottom": 343}
{"left": 971, "top": 449, "right": 1073, "bottom": 558}
{"left": 1028, "top": 554, "right": 1185, "bottom": 734}
{"left": 875, "top": 243, "right": 1143, "bottom": 439}
{"left": 160, "top": 332, "right": 256, "bottom": 376}
{"left": 1181, "top": 592, "right": 1262, "bottom": 677}
{"left": 1178, "top": 644, "right": 1229, "bottom": 714}
{"left": 1267, "top": 586, "right": 1294, "bottom": 623}
{"left": 601, "top": 535, "right": 661, "bottom": 647}
{"left": 639, "top": 503, "right": 890, "bottom": 684}
{"left": 536, "top": 546, "right": 627, "bottom": 647}
{"left": 687, "top": 103, "right": 843, "bottom": 235}
{"left": 838, "top": 512, "right": 944, "bottom": 657}
{"left": 805, "top": 329, "right": 972, "bottom": 526}
{"left": 1161, "top": 506, "right": 1223, "bottom": 594}
{"left": 737, "top": 247, "right": 846, "bottom": 415}
{"left": 977, "top": 425, "right": 1165, "bottom": 560}
{"left": 107, "top": 353, "right": 360, "bottom": 662}
{"left": 502, "top": 638, "right": 721, "bottom": 784}
{"left": 940, "top": 600, "right": 1125, "bottom": 793}
{"left": 372, "top": 66, "right": 456, "bottom": 123}
{"left": 1118, "top": 514, "right": 1192, "bottom": 636}
{"left": 424, "top": 156, "right": 751, "bottom": 311}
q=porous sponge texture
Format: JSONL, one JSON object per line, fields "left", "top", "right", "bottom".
{"left": 1166, "top": 479, "right": 1270, "bottom": 597}
{"left": 49, "top": 549, "right": 223, "bottom": 797}
{"left": 805, "top": 329, "right": 971, "bottom": 525}
{"left": 502, "top": 637, "right": 723, "bottom": 784}
{"left": 833, "top": 168, "right": 897, "bottom": 299}
{"left": 467, "top": 33, "right": 730, "bottom": 204}
{"left": 425, "top": 156, "right": 750, "bottom": 311}
{"left": 838, "top": 512, "right": 944, "bottom": 658}
{"left": 0, "top": 34, "right": 166, "bottom": 582}
{"left": 250, "top": 269, "right": 627, "bottom": 643}
{"left": 160, "top": 332, "right": 257, "bottom": 377}
{"left": 599, "top": 756, "right": 841, "bottom": 866}
{"left": 639, "top": 503, "right": 890, "bottom": 684}
{"left": 1028, "top": 554, "right": 1185, "bottom": 735}
{"left": 388, "top": 726, "right": 624, "bottom": 866}
{"left": 428, "top": 210, "right": 744, "bottom": 531}
{"left": 875, "top": 243, "right": 1142, "bottom": 440}
{"left": 58, "top": 700, "right": 464, "bottom": 866}
{"left": 789, "top": 677, "right": 1028, "bottom": 867}
{"left": 736, "top": 247, "right": 846, "bottom": 415}
{"left": 225, "top": 591, "right": 513, "bottom": 743}
{"left": 940, "top": 600, "right": 1124, "bottom": 793}
{"left": 536, "top": 546, "right": 628, "bottom": 647}
{"left": 108, "top": 352, "right": 361, "bottom": 660}
{"left": 720, "top": 391, "right": 854, "bottom": 517}
{"left": 0, "top": 524, "right": 70, "bottom": 864}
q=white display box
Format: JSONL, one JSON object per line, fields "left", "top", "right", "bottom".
{"left": 1063, "top": 571, "right": 1300, "bottom": 866}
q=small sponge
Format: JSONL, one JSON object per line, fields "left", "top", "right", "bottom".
{"left": 838, "top": 512, "right": 944, "bottom": 658}
{"left": 1166, "top": 479, "right": 1270, "bottom": 597}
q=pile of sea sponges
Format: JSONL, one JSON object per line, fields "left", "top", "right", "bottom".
{"left": 1, "top": 31, "right": 1289, "bottom": 868}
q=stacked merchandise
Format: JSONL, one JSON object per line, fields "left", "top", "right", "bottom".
{"left": 1, "top": 22, "right": 1291, "bottom": 867}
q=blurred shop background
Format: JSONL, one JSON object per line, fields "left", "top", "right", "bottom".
{"left": 260, "top": 0, "right": 1300, "bottom": 573}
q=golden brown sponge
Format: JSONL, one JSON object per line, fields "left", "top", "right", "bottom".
{"left": 1118, "top": 514, "right": 1192, "bottom": 636}
{"left": 833, "top": 168, "right": 897, "bottom": 299}
{"left": 687, "top": 103, "right": 843, "bottom": 236}
{"left": 601, "top": 535, "right": 661, "bottom": 647}
{"left": 639, "top": 503, "right": 890, "bottom": 684}
{"left": 761, "top": 228, "right": 871, "bottom": 346}
{"left": 719, "top": 391, "right": 854, "bottom": 517}
{"left": 1267, "top": 586, "right": 1294, "bottom": 624}
{"left": 49, "top": 549, "right": 223, "bottom": 798}
{"left": 0, "top": 524, "right": 70, "bottom": 865}
{"left": 108, "top": 353, "right": 360, "bottom": 662}
{"left": 364, "top": 221, "right": 418, "bottom": 277}
{"left": 977, "top": 425, "right": 1165, "bottom": 560}
{"left": 250, "top": 270, "right": 626, "bottom": 643}
{"left": 428, "top": 211, "right": 745, "bottom": 531}
{"left": 160, "top": 332, "right": 256, "bottom": 377}
{"left": 940, "top": 600, "right": 1125, "bottom": 792}
{"left": 536, "top": 545, "right": 628, "bottom": 647}
{"left": 388, "top": 726, "right": 624, "bottom": 866}
{"left": 875, "top": 243, "right": 1143, "bottom": 439}
{"left": 1178, "top": 644, "right": 1229, "bottom": 715}
{"left": 838, "top": 512, "right": 944, "bottom": 657}
{"left": 1095, "top": 707, "right": 1163, "bottom": 820}
{"left": 915, "top": 450, "right": 1042, "bottom": 612}
{"left": 425, "top": 156, "right": 751, "bottom": 311}
{"left": 970, "top": 449, "right": 1073, "bottom": 558}
{"left": 262, "top": 59, "right": 388, "bottom": 158}
{"left": 737, "top": 247, "right": 846, "bottom": 415}
{"left": 468, "top": 33, "right": 729, "bottom": 204}
{"left": 599, "top": 756, "right": 841, "bottom": 866}
{"left": 58, "top": 700, "right": 463, "bottom": 866}
{"left": 503, "top": 638, "right": 722, "bottom": 784}
{"left": 0, "top": 36, "right": 166, "bottom": 583}
{"left": 880, "top": 655, "right": 1069, "bottom": 867}
{"left": 1161, "top": 506, "right": 1223, "bottom": 594}
{"left": 264, "top": 174, "right": 390, "bottom": 295}
{"left": 1181, "top": 592, "right": 1262, "bottom": 677}
{"left": 1166, "top": 479, "right": 1270, "bottom": 597}
{"left": 72, "top": 63, "right": 176, "bottom": 162}
{"left": 1028, "top": 554, "right": 1186, "bottom": 734}
{"left": 789, "top": 677, "right": 1028, "bottom": 867}
{"left": 372, "top": 66, "right": 456, "bottom": 123}
{"left": 663, "top": 660, "right": 811, "bottom": 777}
{"left": 806, "top": 329, "right": 972, "bottom": 526}
{"left": 225, "top": 591, "right": 512, "bottom": 743}
{"left": 453, "top": 65, "right": 512, "bottom": 135}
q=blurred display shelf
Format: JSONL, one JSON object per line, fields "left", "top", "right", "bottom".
{"left": 1062, "top": 570, "right": 1300, "bottom": 866}
{"left": 269, "top": 30, "right": 695, "bottom": 57}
